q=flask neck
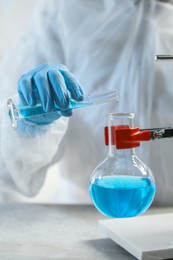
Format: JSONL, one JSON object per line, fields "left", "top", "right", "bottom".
{"left": 108, "top": 143, "right": 136, "bottom": 157}
{"left": 107, "top": 113, "right": 136, "bottom": 156}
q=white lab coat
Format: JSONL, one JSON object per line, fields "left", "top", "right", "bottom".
{"left": 0, "top": 0, "right": 173, "bottom": 205}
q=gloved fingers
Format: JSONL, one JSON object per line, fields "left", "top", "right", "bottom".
{"left": 18, "top": 64, "right": 84, "bottom": 120}
{"left": 60, "top": 109, "right": 73, "bottom": 117}
{"left": 17, "top": 65, "right": 47, "bottom": 106}
{"left": 48, "top": 69, "right": 70, "bottom": 110}
{"left": 60, "top": 69, "right": 84, "bottom": 101}
{"left": 18, "top": 90, "right": 28, "bottom": 106}
{"left": 18, "top": 77, "right": 37, "bottom": 106}
{"left": 33, "top": 68, "right": 54, "bottom": 112}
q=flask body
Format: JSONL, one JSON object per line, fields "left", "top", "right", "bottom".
{"left": 89, "top": 113, "right": 156, "bottom": 218}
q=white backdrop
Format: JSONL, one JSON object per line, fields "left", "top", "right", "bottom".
{"left": 0, "top": 0, "right": 38, "bottom": 60}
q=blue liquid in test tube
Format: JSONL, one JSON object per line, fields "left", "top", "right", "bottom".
{"left": 7, "top": 90, "right": 118, "bottom": 129}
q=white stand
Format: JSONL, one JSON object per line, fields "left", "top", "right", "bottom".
{"left": 99, "top": 208, "right": 173, "bottom": 260}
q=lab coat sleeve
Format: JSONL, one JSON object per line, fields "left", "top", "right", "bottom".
{"left": 0, "top": 97, "right": 68, "bottom": 197}
{"left": 0, "top": 0, "right": 69, "bottom": 196}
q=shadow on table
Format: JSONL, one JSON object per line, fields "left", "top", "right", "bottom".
{"left": 84, "top": 238, "right": 137, "bottom": 260}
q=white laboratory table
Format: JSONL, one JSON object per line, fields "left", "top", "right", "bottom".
{"left": 0, "top": 203, "right": 137, "bottom": 260}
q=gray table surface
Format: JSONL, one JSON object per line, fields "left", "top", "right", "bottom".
{"left": 0, "top": 203, "right": 138, "bottom": 260}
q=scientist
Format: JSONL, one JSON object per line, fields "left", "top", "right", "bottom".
{"left": 0, "top": 0, "right": 173, "bottom": 205}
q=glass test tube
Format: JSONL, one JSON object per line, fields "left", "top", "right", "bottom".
{"left": 7, "top": 89, "right": 118, "bottom": 129}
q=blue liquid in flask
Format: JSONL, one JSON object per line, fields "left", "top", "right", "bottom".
{"left": 89, "top": 175, "right": 156, "bottom": 218}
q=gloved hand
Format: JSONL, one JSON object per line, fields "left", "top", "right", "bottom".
{"left": 17, "top": 64, "right": 84, "bottom": 124}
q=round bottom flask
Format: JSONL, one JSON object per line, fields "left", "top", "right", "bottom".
{"left": 89, "top": 113, "right": 156, "bottom": 218}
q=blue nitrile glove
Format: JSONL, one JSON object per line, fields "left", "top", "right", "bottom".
{"left": 17, "top": 64, "right": 84, "bottom": 124}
